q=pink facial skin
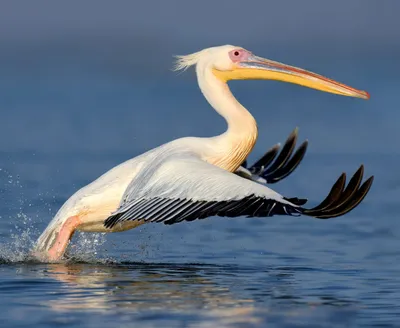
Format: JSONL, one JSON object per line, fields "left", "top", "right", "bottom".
{"left": 228, "top": 49, "right": 252, "bottom": 63}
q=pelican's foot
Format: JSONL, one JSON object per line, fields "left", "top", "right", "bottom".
{"left": 39, "top": 215, "right": 81, "bottom": 263}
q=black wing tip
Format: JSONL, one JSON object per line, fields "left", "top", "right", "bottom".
{"left": 249, "top": 128, "right": 308, "bottom": 183}
{"left": 291, "top": 126, "right": 299, "bottom": 136}
{"left": 271, "top": 143, "right": 282, "bottom": 151}
{"left": 366, "top": 175, "right": 374, "bottom": 185}
{"left": 265, "top": 139, "right": 309, "bottom": 184}
{"left": 300, "top": 166, "right": 374, "bottom": 219}
{"left": 288, "top": 127, "right": 299, "bottom": 139}
{"left": 284, "top": 196, "right": 308, "bottom": 206}
{"left": 305, "top": 172, "right": 347, "bottom": 212}
{"left": 249, "top": 144, "right": 280, "bottom": 172}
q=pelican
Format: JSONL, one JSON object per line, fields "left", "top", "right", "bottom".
{"left": 34, "top": 45, "right": 373, "bottom": 262}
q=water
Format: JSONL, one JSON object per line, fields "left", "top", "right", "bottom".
{"left": 0, "top": 43, "right": 399, "bottom": 327}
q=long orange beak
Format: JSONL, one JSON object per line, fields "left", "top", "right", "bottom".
{"left": 213, "top": 55, "right": 370, "bottom": 100}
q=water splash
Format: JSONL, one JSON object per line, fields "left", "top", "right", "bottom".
{"left": 0, "top": 168, "right": 111, "bottom": 264}
{"left": 0, "top": 167, "right": 40, "bottom": 263}
{"left": 0, "top": 212, "right": 111, "bottom": 263}
{"left": 66, "top": 232, "right": 109, "bottom": 263}
{"left": 0, "top": 229, "right": 111, "bottom": 264}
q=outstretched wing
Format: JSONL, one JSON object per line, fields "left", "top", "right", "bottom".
{"left": 104, "top": 152, "right": 373, "bottom": 229}
{"left": 237, "top": 128, "right": 308, "bottom": 184}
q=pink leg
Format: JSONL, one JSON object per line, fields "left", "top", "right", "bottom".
{"left": 46, "top": 216, "right": 81, "bottom": 262}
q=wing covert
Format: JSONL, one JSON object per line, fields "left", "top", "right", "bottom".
{"left": 104, "top": 154, "right": 299, "bottom": 228}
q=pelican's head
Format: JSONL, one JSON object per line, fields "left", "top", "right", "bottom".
{"left": 175, "top": 45, "right": 369, "bottom": 100}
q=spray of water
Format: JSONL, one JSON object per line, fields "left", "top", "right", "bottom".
{"left": 0, "top": 220, "right": 112, "bottom": 264}
{"left": 65, "top": 232, "right": 109, "bottom": 263}
{"left": 0, "top": 169, "right": 111, "bottom": 264}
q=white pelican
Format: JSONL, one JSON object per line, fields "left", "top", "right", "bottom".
{"left": 34, "top": 45, "right": 373, "bottom": 262}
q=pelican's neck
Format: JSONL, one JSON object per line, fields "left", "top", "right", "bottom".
{"left": 197, "top": 65, "right": 258, "bottom": 172}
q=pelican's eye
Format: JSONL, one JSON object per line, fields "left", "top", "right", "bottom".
{"left": 229, "top": 49, "right": 251, "bottom": 63}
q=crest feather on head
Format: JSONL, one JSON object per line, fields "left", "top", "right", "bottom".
{"left": 173, "top": 49, "right": 209, "bottom": 71}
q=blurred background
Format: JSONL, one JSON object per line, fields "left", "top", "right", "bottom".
{"left": 0, "top": 0, "right": 398, "bottom": 152}
{"left": 0, "top": 1, "right": 400, "bottom": 326}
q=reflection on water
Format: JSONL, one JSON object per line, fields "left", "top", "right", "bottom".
{"left": 43, "top": 263, "right": 255, "bottom": 313}
{"left": 4, "top": 261, "right": 360, "bottom": 327}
